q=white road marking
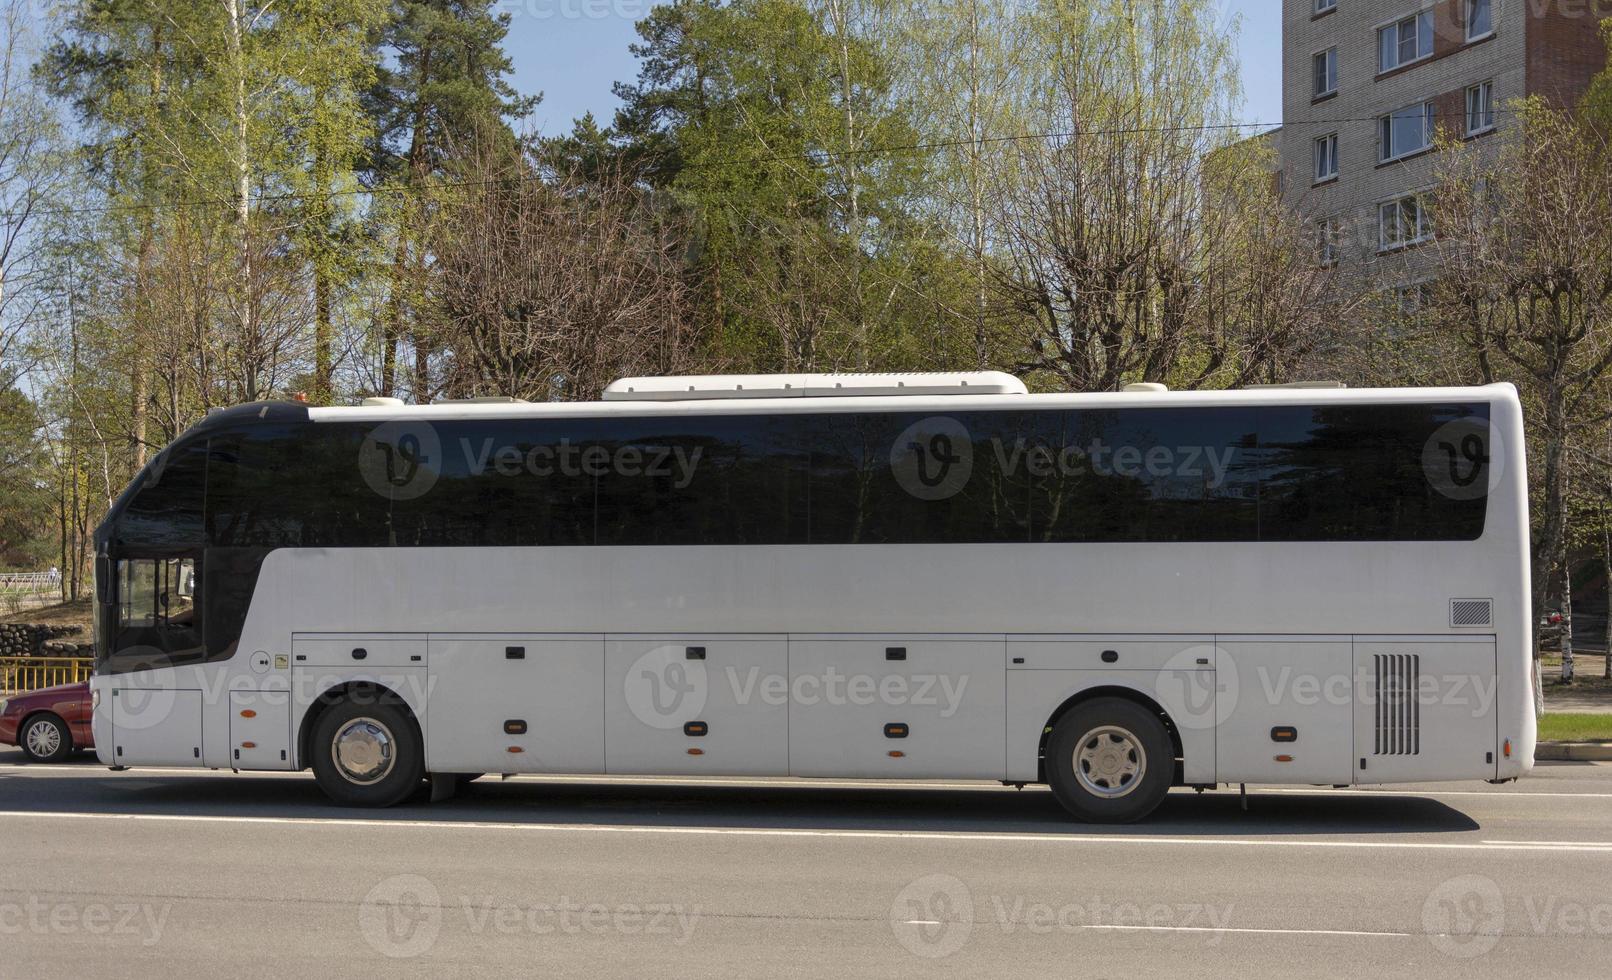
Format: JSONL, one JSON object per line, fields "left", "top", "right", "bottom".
{"left": 1087, "top": 925, "right": 1415, "bottom": 938}
{"left": 1, "top": 809, "right": 1610, "bottom": 853}
{"left": 5, "top": 765, "right": 1612, "bottom": 799}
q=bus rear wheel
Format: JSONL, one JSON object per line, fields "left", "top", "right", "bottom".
{"left": 311, "top": 699, "right": 423, "bottom": 807}
{"left": 1046, "top": 698, "right": 1172, "bottom": 823}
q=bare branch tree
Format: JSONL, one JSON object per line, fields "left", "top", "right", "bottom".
{"left": 433, "top": 144, "right": 695, "bottom": 402}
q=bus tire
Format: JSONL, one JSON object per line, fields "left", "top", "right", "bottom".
{"left": 1045, "top": 698, "right": 1172, "bottom": 823}
{"left": 19, "top": 713, "right": 73, "bottom": 764}
{"left": 311, "top": 699, "right": 423, "bottom": 807}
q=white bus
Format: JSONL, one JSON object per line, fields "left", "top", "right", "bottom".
{"left": 90, "top": 372, "right": 1533, "bottom": 822}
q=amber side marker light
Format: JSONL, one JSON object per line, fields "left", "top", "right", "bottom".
{"left": 239, "top": 709, "right": 256, "bottom": 719}
{"left": 1504, "top": 739, "right": 1512, "bottom": 758}
{"left": 1273, "top": 754, "right": 1293, "bottom": 763}
{"left": 687, "top": 748, "right": 704, "bottom": 756}
{"left": 888, "top": 751, "right": 905, "bottom": 758}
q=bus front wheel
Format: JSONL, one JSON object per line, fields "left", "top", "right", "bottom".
{"left": 1045, "top": 698, "right": 1172, "bottom": 823}
{"left": 311, "top": 698, "right": 424, "bottom": 807}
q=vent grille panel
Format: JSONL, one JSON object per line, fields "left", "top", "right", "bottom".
{"left": 1450, "top": 598, "right": 1493, "bottom": 628}
{"left": 1374, "top": 653, "right": 1421, "bottom": 756}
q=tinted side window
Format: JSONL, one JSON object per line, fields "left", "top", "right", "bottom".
{"left": 207, "top": 424, "right": 390, "bottom": 548}
{"left": 114, "top": 438, "right": 209, "bottom": 554}
{"left": 1029, "top": 408, "right": 1260, "bottom": 543}
{"left": 808, "top": 412, "right": 1034, "bottom": 544}
{"left": 388, "top": 420, "right": 597, "bottom": 547}
{"left": 1256, "top": 404, "right": 1488, "bottom": 541}
{"left": 595, "top": 415, "right": 807, "bottom": 546}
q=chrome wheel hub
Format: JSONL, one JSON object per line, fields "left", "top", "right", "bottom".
{"left": 331, "top": 718, "right": 395, "bottom": 784}
{"left": 1073, "top": 725, "right": 1145, "bottom": 799}
{"left": 25, "top": 720, "right": 62, "bottom": 758}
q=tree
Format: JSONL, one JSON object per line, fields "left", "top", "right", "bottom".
{"left": 893, "top": 0, "right": 1030, "bottom": 368}
{"left": 432, "top": 144, "right": 693, "bottom": 401}
{"left": 1428, "top": 99, "right": 1612, "bottom": 692}
{"left": 364, "top": 0, "right": 537, "bottom": 401}
{"left": 994, "top": 0, "right": 1337, "bottom": 391}
{"left": 277, "top": 0, "right": 388, "bottom": 405}
{"left": 0, "top": 0, "right": 62, "bottom": 392}
{"left": 607, "top": 0, "right": 952, "bottom": 374}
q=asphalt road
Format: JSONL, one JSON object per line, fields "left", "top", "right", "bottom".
{"left": 1, "top": 751, "right": 1610, "bottom": 979}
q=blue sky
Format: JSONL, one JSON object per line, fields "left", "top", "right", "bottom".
{"left": 503, "top": 0, "right": 1284, "bottom": 138}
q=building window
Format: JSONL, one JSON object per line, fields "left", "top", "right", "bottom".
{"left": 1379, "top": 195, "right": 1431, "bottom": 251}
{"left": 1466, "top": 81, "right": 1495, "bottom": 134}
{"left": 1318, "top": 216, "right": 1344, "bottom": 267}
{"left": 1467, "top": 0, "right": 1492, "bottom": 40}
{"left": 1316, "top": 0, "right": 1338, "bottom": 12}
{"left": 1378, "top": 11, "right": 1434, "bottom": 73}
{"left": 1314, "top": 133, "right": 1340, "bottom": 181}
{"left": 1378, "top": 102, "right": 1435, "bottom": 162}
{"left": 1313, "top": 47, "right": 1339, "bottom": 98}
{"left": 1391, "top": 282, "right": 1433, "bottom": 313}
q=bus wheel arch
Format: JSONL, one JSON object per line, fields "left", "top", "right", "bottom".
{"left": 1037, "top": 686, "right": 1184, "bottom": 787}
{"left": 298, "top": 682, "right": 424, "bottom": 807}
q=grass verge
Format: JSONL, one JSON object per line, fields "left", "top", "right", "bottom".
{"left": 1539, "top": 712, "right": 1612, "bottom": 742}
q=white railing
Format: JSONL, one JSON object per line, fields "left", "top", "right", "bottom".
{"left": 0, "top": 571, "right": 58, "bottom": 593}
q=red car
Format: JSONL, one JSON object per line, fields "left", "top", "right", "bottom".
{"left": 0, "top": 681, "right": 93, "bottom": 763}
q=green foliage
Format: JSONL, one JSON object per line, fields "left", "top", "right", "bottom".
{"left": 0, "top": 387, "right": 51, "bottom": 568}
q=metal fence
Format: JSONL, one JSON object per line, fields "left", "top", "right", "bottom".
{"left": 0, "top": 571, "right": 61, "bottom": 616}
{"left": 0, "top": 656, "right": 92, "bottom": 696}
{"left": 0, "top": 571, "right": 58, "bottom": 592}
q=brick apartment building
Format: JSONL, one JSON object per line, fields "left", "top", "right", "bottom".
{"left": 1278, "top": 0, "right": 1611, "bottom": 298}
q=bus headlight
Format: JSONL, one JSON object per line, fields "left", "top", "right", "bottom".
{"left": 91, "top": 689, "right": 100, "bottom": 711}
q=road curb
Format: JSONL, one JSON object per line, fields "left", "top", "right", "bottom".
{"left": 1535, "top": 741, "right": 1612, "bottom": 762}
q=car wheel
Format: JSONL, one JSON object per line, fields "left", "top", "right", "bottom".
{"left": 310, "top": 698, "right": 424, "bottom": 807}
{"left": 1045, "top": 698, "right": 1173, "bottom": 823}
{"left": 19, "top": 713, "right": 73, "bottom": 764}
